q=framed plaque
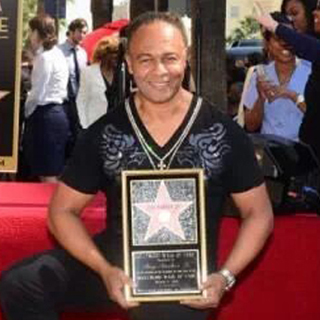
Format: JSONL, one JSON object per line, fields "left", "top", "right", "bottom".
{"left": 122, "top": 169, "right": 207, "bottom": 302}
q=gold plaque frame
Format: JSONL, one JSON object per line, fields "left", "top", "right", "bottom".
{"left": 122, "top": 169, "right": 207, "bottom": 302}
{"left": 0, "top": 0, "right": 23, "bottom": 172}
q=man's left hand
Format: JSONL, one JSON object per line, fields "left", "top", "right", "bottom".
{"left": 180, "top": 273, "right": 226, "bottom": 309}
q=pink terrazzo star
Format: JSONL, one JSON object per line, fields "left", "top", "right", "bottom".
{"left": 134, "top": 181, "right": 193, "bottom": 241}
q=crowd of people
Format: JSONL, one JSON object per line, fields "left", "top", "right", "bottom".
{"left": 228, "top": 0, "right": 320, "bottom": 163}
{"left": 0, "top": 10, "right": 274, "bottom": 320}
{"left": 255, "top": 0, "right": 320, "bottom": 161}
{"left": 243, "top": 11, "right": 310, "bottom": 141}
{"left": 17, "top": 15, "right": 123, "bottom": 182}
{"left": 1, "top": 1, "right": 320, "bottom": 319}
{"left": 14, "top": 0, "right": 320, "bottom": 183}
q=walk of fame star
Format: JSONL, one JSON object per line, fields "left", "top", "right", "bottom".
{"left": 134, "top": 181, "right": 193, "bottom": 241}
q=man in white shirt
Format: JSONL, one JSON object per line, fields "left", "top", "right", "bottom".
{"left": 59, "top": 19, "right": 88, "bottom": 99}
{"left": 59, "top": 18, "right": 89, "bottom": 151}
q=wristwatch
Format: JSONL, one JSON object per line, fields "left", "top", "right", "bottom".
{"left": 296, "top": 94, "right": 305, "bottom": 105}
{"left": 217, "top": 268, "right": 236, "bottom": 291}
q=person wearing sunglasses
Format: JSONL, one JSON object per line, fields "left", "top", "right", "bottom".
{"left": 254, "top": 1, "right": 320, "bottom": 162}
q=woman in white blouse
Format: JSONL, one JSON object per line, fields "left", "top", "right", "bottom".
{"left": 76, "top": 36, "right": 119, "bottom": 129}
{"left": 23, "top": 14, "right": 69, "bottom": 182}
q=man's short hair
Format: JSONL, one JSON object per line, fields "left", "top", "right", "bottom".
{"left": 126, "top": 11, "right": 188, "bottom": 50}
{"left": 67, "top": 18, "right": 88, "bottom": 36}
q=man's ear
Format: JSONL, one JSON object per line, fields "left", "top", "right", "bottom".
{"left": 125, "top": 54, "right": 133, "bottom": 75}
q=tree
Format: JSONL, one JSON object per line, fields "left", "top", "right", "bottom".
{"left": 22, "top": 0, "right": 74, "bottom": 45}
{"left": 22, "top": 0, "right": 38, "bottom": 45}
{"left": 37, "top": 0, "right": 44, "bottom": 13}
{"left": 91, "top": 0, "right": 113, "bottom": 29}
{"left": 130, "top": 0, "right": 168, "bottom": 19}
{"left": 226, "top": 16, "right": 260, "bottom": 45}
{"left": 191, "top": 0, "right": 227, "bottom": 112}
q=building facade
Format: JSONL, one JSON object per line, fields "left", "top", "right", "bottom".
{"left": 226, "top": 0, "right": 282, "bottom": 37}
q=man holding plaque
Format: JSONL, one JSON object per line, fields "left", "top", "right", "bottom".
{"left": 0, "top": 11, "right": 273, "bottom": 320}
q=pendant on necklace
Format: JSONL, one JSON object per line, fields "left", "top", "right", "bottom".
{"left": 158, "top": 161, "right": 166, "bottom": 170}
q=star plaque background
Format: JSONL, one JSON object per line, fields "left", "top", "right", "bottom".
{"left": 122, "top": 169, "right": 207, "bottom": 302}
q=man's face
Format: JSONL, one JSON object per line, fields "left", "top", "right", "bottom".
{"left": 126, "top": 21, "right": 187, "bottom": 104}
{"left": 69, "top": 27, "right": 88, "bottom": 45}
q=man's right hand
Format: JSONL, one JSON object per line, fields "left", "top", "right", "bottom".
{"left": 99, "top": 265, "right": 140, "bottom": 310}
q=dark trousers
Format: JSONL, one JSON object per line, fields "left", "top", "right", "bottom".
{"left": 63, "top": 98, "right": 82, "bottom": 158}
{"left": 23, "top": 103, "right": 71, "bottom": 176}
{"left": 0, "top": 233, "right": 209, "bottom": 320}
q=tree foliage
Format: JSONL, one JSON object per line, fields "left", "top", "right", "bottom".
{"left": 226, "top": 16, "right": 260, "bottom": 45}
{"left": 22, "top": 0, "right": 74, "bottom": 45}
{"left": 22, "top": 0, "right": 38, "bottom": 45}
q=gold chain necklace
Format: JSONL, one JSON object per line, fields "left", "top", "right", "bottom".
{"left": 125, "top": 97, "right": 202, "bottom": 170}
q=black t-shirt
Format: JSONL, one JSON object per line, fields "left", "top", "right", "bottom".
{"left": 61, "top": 95, "right": 263, "bottom": 271}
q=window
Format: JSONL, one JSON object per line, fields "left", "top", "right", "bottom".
{"left": 230, "top": 6, "right": 240, "bottom": 19}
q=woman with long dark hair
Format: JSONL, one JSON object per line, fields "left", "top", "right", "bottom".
{"left": 23, "top": 14, "right": 69, "bottom": 182}
{"left": 281, "top": 0, "right": 317, "bottom": 34}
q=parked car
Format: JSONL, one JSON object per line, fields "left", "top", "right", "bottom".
{"left": 227, "top": 39, "right": 264, "bottom": 63}
{"left": 229, "top": 39, "right": 263, "bottom": 48}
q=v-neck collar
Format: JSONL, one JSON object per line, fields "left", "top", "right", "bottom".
{"left": 273, "top": 58, "right": 300, "bottom": 87}
{"left": 129, "top": 94, "right": 198, "bottom": 156}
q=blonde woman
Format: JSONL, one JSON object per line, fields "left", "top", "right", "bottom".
{"left": 76, "top": 36, "right": 119, "bottom": 129}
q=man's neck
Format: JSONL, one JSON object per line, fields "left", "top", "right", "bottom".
{"left": 133, "top": 89, "right": 194, "bottom": 147}
{"left": 135, "top": 89, "right": 192, "bottom": 122}
{"left": 67, "top": 38, "right": 77, "bottom": 48}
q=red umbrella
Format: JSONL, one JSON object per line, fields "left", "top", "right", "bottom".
{"left": 81, "top": 19, "right": 129, "bottom": 62}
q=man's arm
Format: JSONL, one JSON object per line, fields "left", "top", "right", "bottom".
{"left": 181, "top": 182, "right": 273, "bottom": 309}
{"left": 48, "top": 182, "right": 138, "bottom": 309}
{"left": 220, "top": 182, "right": 273, "bottom": 275}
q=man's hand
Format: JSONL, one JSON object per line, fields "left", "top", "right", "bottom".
{"left": 180, "top": 273, "right": 226, "bottom": 309}
{"left": 99, "top": 265, "right": 139, "bottom": 310}
{"left": 253, "top": 2, "right": 279, "bottom": 32}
